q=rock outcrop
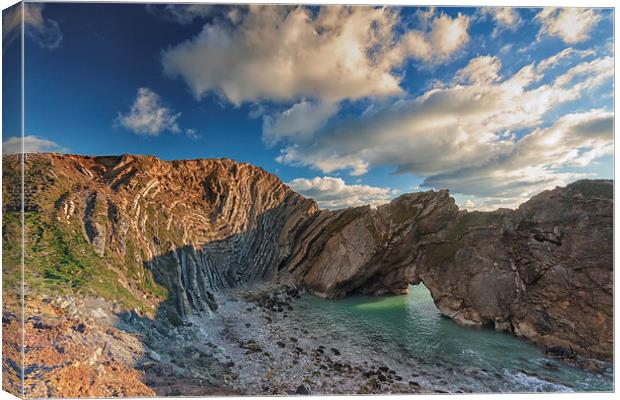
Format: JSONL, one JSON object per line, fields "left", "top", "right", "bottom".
{"left": 285, "top": 180, "right": 613, "bottom": 361}
{"left": 286, "top": 189, "right": 460, "bottom": 297}
{"left": 6, "top": 153, "right": 613, "bottom": 365}
{"left": 16, "top": 153, "right": 318, "bottom": 320}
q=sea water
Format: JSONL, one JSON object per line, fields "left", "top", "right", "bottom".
{"left": 291, "top": 284, "right": 613, "bottom": 393}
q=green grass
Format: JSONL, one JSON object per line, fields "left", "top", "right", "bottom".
{"left": 21, "top": 210, "right": 165, "bottom": 313}
{"left": 2, "top": 211, "right": 22, "bottom": 297}
{"left": 2, "top": 155, "right": 169, "bottom": 313}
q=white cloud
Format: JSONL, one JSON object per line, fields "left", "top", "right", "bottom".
{"left": 552, "top": 56, "right": 612, "bottom": 88}
{"left": 117, "top": 88, "right": 181, "bottom": 136}
{"left": 424, "top": 110, "right": 612, "bottom": 204}
{"left": 394, "top": 30, "right": 433, "bottom": 61}
{"left": 459, "top": 196, "right": 526, "bottom": 212}
{"left": 429, "top": 13, "right": 470, "bottom": 58}
{"left": 2, "top": 3, "right": 63, "bottom": 50}
{"left": 455, "top": 55, "right": 501, "bottom": 84}
{"left": 185, "top": 128, "right": 201, "bottom": 140}
{"left": 489, "top": 7, "right": 521, "bottom": 26}
{"left": 2, "top": 4, "right": 22, "bottom": 42}
{"left": 388, "top": 10, "right": 470, "bottom": 63}
{"left": 162, "top": 6, "right": 470, "bottom": 105}
{"left": 288, "top": 176, "right": 395, "bottom": 209}
{"left": 276, "top": 50, "right": 613, "bottom": 209}
{"left": 413, "top": 7, "right": 436, "bottom": 29}
{"left": 279, "top": 145, "right": 371, "bottom": 176}
{"left": 536, "top": 47, "right": 595, "bottom": 73}
{"left": 480, "top": 7, "right": 521, "bottom": 36}
{"left": 2, "top": 135, "right": 66, "bottom": 154}
{"left": 513, "top": 110, "right": 613, "bottom": 169}
{"left": 162, "top": 6, "right": 401, "bottom": 104}
{"left": 499, "top": 44, "right": 513, "bottom": 55}
{"left": 146, "top": 3, "right": 215, "bottom": 25}
{"left": 536, "top": 8, "right": 601, "bottom": 44}
{"left": 262, "top": 100, "right": 339, "bottom": 146}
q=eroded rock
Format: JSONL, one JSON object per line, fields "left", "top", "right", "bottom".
{"left": 10, "top": 153, "right": 613, "bottom": 365}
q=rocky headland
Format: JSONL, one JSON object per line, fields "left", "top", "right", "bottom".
{"left": 2, "top": 153, "right": 613, "bottom": 396}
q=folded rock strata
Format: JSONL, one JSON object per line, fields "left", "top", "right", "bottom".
{"left": 5, "top": 153, "right": 613, "bottom": 362}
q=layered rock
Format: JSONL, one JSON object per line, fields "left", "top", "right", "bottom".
{"left": 18, "top": 153, "right": 318, "bottom": 319}
{"left": 286, "top": 189, "right": 460, "bottom": 297}
{"left": 286, "top": 180, "right": 613, "bottom": 361}
{"left": 8, "top": 153, "right": 613, "bottom": 363}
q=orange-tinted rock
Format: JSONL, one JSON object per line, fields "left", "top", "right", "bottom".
{"left": 2, "top": 153, "right": 613, "bottom": 398}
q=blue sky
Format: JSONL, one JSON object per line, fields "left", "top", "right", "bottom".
{"left": 2, "top": 3, "right": 614, "bottom": 210}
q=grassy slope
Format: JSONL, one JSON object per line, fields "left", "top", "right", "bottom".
{"left": 18, "top": 155, "right": 167, "bottom": 314}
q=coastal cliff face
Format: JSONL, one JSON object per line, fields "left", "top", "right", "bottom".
{"left": 286, "top": 189, "right": 459, "bottom": 297}
{"left": 285, "top": 181, "right": 613, "bottom": 361}
{"left": 2, "top": 153, "right": 613, "bottom": 395}
{"left": 14, "top": 153, "right": 318, "bottom": 318}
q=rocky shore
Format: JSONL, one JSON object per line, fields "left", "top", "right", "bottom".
{"left": 2, "top": 153, "right": 613, "bottom": 396}
{"left": 9, "top": 287, "right": 438, "bottom": 397}
{"left": 9, "top": 282, "right": 612, "bottom": 398}
{"left": 202, "top": 285, "right": 436, "bottom": 395}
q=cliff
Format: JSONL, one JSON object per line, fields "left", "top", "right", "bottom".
{"left": 291, "top": 181, "right": 613, "bottom": 361}
{"left": 2, "top": 153, "right": 613, "bottom": 394}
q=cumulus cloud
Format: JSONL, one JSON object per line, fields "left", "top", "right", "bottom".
{"left": 262, "top": 100, "right": 339, "bottom": 146}
{"left": 429, "top": 13, "right": 470, "bottom": 58}
{"left": 162, "top": 6, "right": 400, "bottom": 104}
{"left": 489, "top": 7, "right": 521, "bottom": 26}
{"left": 480, "top": 7, "right": 521, "bottom": 36}
{"left": 276, "top": 50, "right": 613, "bottom": 208}
{"left": 536, "top": 8, "right": 601, "bottom": 44}
{"left": 390, "top": 11, "right": 470, "bottom": 63}
{"left": 425, "top": 109, "right": 612, "bottom": 198}
{"left": 392, "top": 30, "right": 432, "bottom": 61}
{"left": 511, "top": 110, "right": 613, "bottom": 168}
{"left": 117, "top": 88, "right": 181, "bottom": 136}
{"left": 2, "top": 135, "right": 66, "bottom": 154}
{"left": 455, "top": 55, "right": 501, "bottom": 84}
{"left": 288, "top": 176, "right": 396, "bottom": 209}
{"left": 162, "top": 6, "right": 470, "bottom": 105}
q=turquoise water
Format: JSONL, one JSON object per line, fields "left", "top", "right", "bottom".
{"left": 291, "top": 284, "right": 613, "bottom": 392}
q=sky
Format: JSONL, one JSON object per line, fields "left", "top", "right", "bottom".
{"left": 1, "top": 3, "right": 615, "bottom": 210}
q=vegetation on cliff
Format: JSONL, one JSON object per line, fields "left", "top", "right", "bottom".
{"left": 1, "top": 153, "right": 613, "bottom": 397}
